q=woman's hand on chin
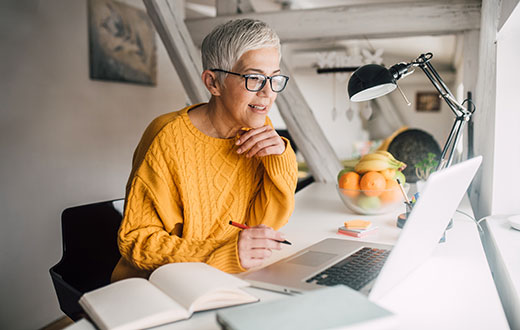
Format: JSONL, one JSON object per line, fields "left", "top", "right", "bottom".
{"left": 237, "top": 224, "right": 284, "bottom": 269}
{"left": 235, "top": 125, "right": 285, "bottom": 158}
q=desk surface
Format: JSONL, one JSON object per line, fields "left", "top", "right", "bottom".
{"left": 71, "top": 183, "right": 509, "bottom": 330}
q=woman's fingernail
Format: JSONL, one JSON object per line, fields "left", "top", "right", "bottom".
{"left": 236, "top": 139, "right": 241, "bottom": 145}
{"left": 237, "top": 148, "right": 242, "bottom": 153}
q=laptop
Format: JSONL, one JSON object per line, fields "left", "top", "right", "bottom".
{"left": 241, "top": 156, "right": 482, "bottom": 301}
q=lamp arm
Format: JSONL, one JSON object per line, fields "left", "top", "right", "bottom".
{"left": 410, "top": 54, "right": 474, "bottom": 170}
{"left": 417, "top": 63, "right": 467, "bottom": 117}
{"left": 438, "top": 117, "right": 467, "bottom": 170}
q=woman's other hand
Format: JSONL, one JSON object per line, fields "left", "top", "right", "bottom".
{"left": 237, "top": 224, "right": 285, "bottom": 269}
{"left": 236, "top": 125, "right": 285, "bottom": 158}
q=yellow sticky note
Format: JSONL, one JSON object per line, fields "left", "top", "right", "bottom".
{"left": 344, "top": 220, "right": 371, "bottom": 229}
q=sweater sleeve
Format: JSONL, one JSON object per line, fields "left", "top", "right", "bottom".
{"left": 118, "top": 149, "right": 246, "bottom": 274}
{"left": 246, "top": 136, "right": 299, "bottom": 229}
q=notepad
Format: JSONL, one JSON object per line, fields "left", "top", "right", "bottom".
{"left": 344, "top": 220, "right": 372, "bottom": 230}
{"left": 79, "top": 263, "right": 258, "bottom": 330}
{"left": 338, "top": 225, "right": 378, "bottom": 238}
{"left": 216, "top": 285, "right": 397, "bottom": 330}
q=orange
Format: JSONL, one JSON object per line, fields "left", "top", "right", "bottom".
{"left": 379, "top": 168, "right": 396, "bottom": 181}
{"left": 338, "top": 171, "right": 360, "bottom": 197}
{"left": 359, "top": 171, "right": 386, "bottom": 197}
{"left": 380, "top": 179, "right": 402, "bottom": 203}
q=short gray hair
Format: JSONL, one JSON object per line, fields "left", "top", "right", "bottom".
{"left": 201, "top": 19, "right": 281, "bottom": 81}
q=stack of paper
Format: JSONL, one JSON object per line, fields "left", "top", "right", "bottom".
{"left": 338, "top": 220, "right": 377, "bottom": 238}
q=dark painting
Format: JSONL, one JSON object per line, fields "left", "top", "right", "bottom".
{"left": 416, "top": 92, "right": 441, "bottom": 112}
{"left": 88, "top": 0, "right": 157, "bottom": 85}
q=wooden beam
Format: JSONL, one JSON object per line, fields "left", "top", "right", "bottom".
{"left": 469, "top": 0, "right": 499, "bottom": 219}
{"left": 237, "top": 0, "right": 254, "bottom": 14}
{"left": 216, "top": 0, "right": 238, "bottom": 16}
{"left": 216, "top": 0, "right": 254, "bottom": 15}
{"left": 462, "top": 30, "right": 480, "bottom": 97}
{"left": 144, "top": 0, "right": 210, "bottom": 103}
{"left": 186, "top": 1, "right": 481, "bottom": 46}
{"left": 276, "top": 62, "right": 343, "bottom": 182}
{"left": 373, "top": 96, "right": 405, "bottom": 132}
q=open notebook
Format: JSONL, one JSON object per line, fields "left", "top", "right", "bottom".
{"left": 79, "top": 262, "right": 258, "bottom": 330}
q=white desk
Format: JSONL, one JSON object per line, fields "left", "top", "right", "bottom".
{"left": 481, "top": 215, "right": 520, "bottom": 329}
{"left": 71, "top": 183, "right": 509, "bottom": 330}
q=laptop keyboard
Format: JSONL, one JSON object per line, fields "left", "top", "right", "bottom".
{"left": 305, "top": 247, "right": 390, "bottom": 291}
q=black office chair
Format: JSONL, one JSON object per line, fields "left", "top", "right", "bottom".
{"left": 49, "top": 199, "right": 124, "bottom": 320}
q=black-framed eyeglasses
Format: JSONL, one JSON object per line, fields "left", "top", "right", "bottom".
{"left": 210, "top": 69, "right": 289, "bottom": 93}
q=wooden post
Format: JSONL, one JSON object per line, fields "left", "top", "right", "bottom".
{"left": 468, "top": 0, "right": 499, "bottom": 219}
{"left": 216, "top": 0, "right": 238, "bottom": 16}
{"left": 143, "top": 0, "right": 210, "bottom": 104}
{"left": 276, "top": 62, "right": 343, "bottom": 182}
{"left": 373, "top": 97, "right": 405, "bottom": 133}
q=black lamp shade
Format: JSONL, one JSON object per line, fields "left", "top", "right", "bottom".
{"left": 348, "top": 64, "right": 397, "bottom": 102}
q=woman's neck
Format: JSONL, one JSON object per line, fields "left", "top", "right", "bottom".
{"left": 189, "top": 99, "right": 239, "bottom": 139}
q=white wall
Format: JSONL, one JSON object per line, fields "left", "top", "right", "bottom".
{"left": 493, "top": 2, "right": 520, "bottom": 215}
{"left": 0, "top": 1, "right": 186, "bottom": 329}
{"left": 289, "top": 68, "right": 368, "bottom": 160}
{"left": 389, "top": 75, "right": 457, "bottom": 150}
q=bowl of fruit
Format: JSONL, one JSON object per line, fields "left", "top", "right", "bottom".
{"left": 337, "top": 151, "right": 409, "bottom": 215}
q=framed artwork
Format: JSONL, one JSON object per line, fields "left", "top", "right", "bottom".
{"left": 88, "top": 0, "right": 157, "bottom": 86}
{"left": 415, "top": 92, "right": 441, "bottom": 112}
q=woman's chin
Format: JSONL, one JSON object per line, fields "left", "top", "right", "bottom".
{"left": 250, "top": 121, "right": 267, "bottom": 129}
{"left": 245, "top": 116, "right": 268, "bottom": 129}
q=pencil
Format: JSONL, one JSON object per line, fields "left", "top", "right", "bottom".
{"left": 228, "top": 221, "right": 292, "bottom": 245}
{"left": 396, "top": 178, "right": 411, "bottom": 205}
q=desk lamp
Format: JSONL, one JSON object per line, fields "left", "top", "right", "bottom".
{"left": 347, "top": 53, "right": 475, "bottom": 170}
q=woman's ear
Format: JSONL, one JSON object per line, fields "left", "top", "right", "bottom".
{"left": 201, "top": 70, "right": 221, "bottom": 96}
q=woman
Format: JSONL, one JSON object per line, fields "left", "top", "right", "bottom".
{"left": 111, "top": 18, "right": 298, "bottom": 281}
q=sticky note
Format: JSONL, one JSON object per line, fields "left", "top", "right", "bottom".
{"left": 344, "top": 220, "right": 372, "bottom": 229}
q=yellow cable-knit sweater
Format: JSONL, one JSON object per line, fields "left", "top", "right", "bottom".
{"left": 111, "top": 104, "right": 298, "bottom": 281}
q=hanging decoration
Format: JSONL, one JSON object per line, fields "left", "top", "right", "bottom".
{"left": 331, "top": 73, "right": 338, "bottom": 120}
{"left": 316, "top": 47, "right": 384, "bottom": 74}
{"left": 316, "top": 47, "right": 384, "bottom": 122}
{"left": 360, "top": 102, "right": 373, "bottom": 120}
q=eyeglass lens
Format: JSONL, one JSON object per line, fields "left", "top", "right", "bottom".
{"left": 246, "top": 74, "right": 288, "bottom": 92}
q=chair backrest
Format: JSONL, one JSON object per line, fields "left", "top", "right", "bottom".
{"left": 49, "top": 199, "right": 124, "bottom": 320}
{"left": 276, "top": 129, "right": 298, "bottom": 154}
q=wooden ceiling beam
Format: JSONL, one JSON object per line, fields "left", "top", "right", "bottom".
{"left": 186, "top": 1, "right": 481, "bottom": 46}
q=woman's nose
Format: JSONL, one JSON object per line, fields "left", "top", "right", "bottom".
{"left": 257, "top": 80, "right": 275, "bottom": 97}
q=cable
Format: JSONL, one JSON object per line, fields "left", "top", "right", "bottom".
{"left": 455, "top": 209, "right": 487, "bottom": 234}
{"left": 455, "top": 209, "right": 475, "bottom": 221}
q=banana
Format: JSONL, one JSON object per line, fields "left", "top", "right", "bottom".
{"left": 375, "top": 151, "right": 407, "bottom": 171}
{"left": 359, "top": 153, "right": 387, "bottom": 162}
{"left": 374, "top": 150, "right": 396, "bottom": 160}
{"left": 360, "top": 153, "right": 398, "bottom": 164}
{"left": 356, "top": 151, "right": 406, "bottom": 173}
{"left": 355, "top": 159, "right": 393, "bottom": 173}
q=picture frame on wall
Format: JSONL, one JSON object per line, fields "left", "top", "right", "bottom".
{"left": 88, "top": 0, "right": 157, "bottom": 86}
{"left": 415, "top": 92, "right": 441, "bottom": 112}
